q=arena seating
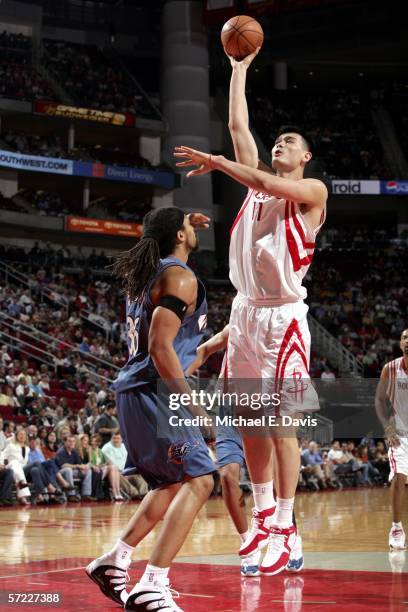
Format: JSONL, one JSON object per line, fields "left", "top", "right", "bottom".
{"left": 249, "top": 89, "right": 392, "bottom": 180}
{"left": 0, "top": 32, "right": 56, "bottom": 102}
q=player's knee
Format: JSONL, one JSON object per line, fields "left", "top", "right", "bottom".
{"left": 220, "top": 465, "right": 239, "bottom": 491}
{"left": 393, "top": 473, "right": 407, "bottom": 488}
{"left": 190, "top": 474, "right": 214, "bottom": 498}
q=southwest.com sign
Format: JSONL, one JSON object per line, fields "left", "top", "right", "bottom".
{"left": 0, "top": 150, "right": 73, "bottom": 175}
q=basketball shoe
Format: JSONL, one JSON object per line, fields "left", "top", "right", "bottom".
{"left": 85, "top": 556, "right": 130, "bottom": 605}
{"left": 239, "top": 506, "right": 276, "bottom": 557}
{"left": 125, "top": 579, "right": 183, "bottom": 611}
{"left": 286, "top": 534, "right": 304, "bottom": 572}
{"left": 259, "top": 524, "right": 297, "bottom": 575}
{"left": 240, "top": 548, "right": 262, "bottom": 576}
{"left": 389, "top": 526, "right": 406, "bottom": 550}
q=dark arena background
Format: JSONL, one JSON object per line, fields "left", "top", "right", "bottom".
{"left": 0, "top": 0, "right": 407, "bottom": 610}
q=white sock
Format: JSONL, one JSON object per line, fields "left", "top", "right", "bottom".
{"left": 140, "top": 564, "right": 169, "bottom": 587}
{"left": 239, "top": 530, "right": 249, "bottom": 543}
{"left": 392, "top": 522, "right": 403, "bottom": 530}
{"left": 252, "top": 481, "right": 275, "bottom": 512}
{"left": 275, "top": 497, "right": 295, "bottom": 528}
{"left": 105, "top": 539, "right": 134, "bottom": 568}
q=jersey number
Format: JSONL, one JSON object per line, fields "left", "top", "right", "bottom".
{"left": 127, "top": 315, "right": 140, "bottom": 357}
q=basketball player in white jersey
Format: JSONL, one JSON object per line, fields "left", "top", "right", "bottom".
{"left": 376, "top": 328, "right": 408, "bottom": 550}
{"left": 174, "top": 47, "right": 327, "bottom": 575}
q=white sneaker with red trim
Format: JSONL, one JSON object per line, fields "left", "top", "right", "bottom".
{"left": 389, "top": 526, "right": 406, "bottom": 550}
{"left": 239, "top": 506, "right": 276, "bottom": 557}
{"left": 259, "top": 524, "right": 297, "bottom": 575}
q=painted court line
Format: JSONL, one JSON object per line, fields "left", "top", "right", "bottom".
{"left": 0, "top": 566, "right": 84, "bottom": 580}
{"left": 181, "top": 592, "right": 215, "bottom": 599}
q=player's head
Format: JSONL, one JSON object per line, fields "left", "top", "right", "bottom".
{"left": 400, "top": 329, "right": 408, "bottom": 355}
{"left": 271, "top": 125, "right": 313, "bottom": 173}
{"left": 113, "top": 207, "right": 197, "bottom": 303}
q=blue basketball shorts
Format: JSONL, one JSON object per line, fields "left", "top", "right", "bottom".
{"left": 216, "top": 424, "right": 244, "bottom": 468}
{"left": 116, "top": 386, "right": 216, "bottom": 489}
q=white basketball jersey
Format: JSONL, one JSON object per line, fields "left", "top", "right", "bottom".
{"left": 387, "top": 357, "right": 408, "bottom": 433}
{"left": 229, "top": 188, "right": 325, "bottom": 304}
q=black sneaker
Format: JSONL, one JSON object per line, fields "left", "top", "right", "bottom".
{"left": 125, "top": 581, "right": 182, "bottom": 611}
{"left": 86, "top": 559, "right": 129, "bottom": 605}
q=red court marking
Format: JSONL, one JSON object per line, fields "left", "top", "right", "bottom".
{"left": 0, "top": 559, "right": 406, "bottom": 611}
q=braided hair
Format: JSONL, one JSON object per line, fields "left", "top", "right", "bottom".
{"left": 112, "top": 207, "right": 186, "bottom": 303}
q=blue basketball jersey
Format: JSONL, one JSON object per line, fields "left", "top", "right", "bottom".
{"left": 112, "top": 256, "right": 207, "bottom": 392}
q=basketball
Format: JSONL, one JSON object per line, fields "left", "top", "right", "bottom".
{"left": 221, "top": 15, "right": 264, "bottom": 60}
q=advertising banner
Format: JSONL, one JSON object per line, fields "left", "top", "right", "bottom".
{"left": 66, "top": 216, "right": 142, "bottom": 237}
{"left": 381, "top": 180, "right": 408, "bottom": 195}
{"left": 33, "top": 101, "right": 136, "bottom": 127}
{"left": 73, "top": 161, "right": 176, "bottom": 189}
{"left": 331, "top": 180, "right": 380, "bottom": 195}
{"left": 0, "top": 149, "right": 73, "bottom": 175}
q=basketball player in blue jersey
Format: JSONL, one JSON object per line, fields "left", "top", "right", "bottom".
{"left": 186, "top": 325, "right": 304, "bottom": 576}
{"left": 86, "top": 207, "right": 216, "bottom": 612}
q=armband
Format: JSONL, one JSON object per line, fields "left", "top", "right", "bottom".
{"left": 158, "top": 295, "right": 189, "bottom": 321}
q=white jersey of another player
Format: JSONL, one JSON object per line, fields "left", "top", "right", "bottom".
{"left": 229, "top": 188, "right": 325, "bottom": 304}
{"left": 387, "top": 356, "right": 408, "bottom": 435}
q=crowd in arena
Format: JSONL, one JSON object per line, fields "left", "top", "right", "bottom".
{"left": 42, "top": 39, "right": 150, "bottom": 118}
{"left": 0, "top": 32, "right": 55, "bottom": 102}
{"left": 1, "top": 130, "right": 154, "bottom": 171}
{"left": 307, "top": 229, "right": 408, "bottom": 376}
{"left": 249, "top": 89, "right": 392, "bottom": 180}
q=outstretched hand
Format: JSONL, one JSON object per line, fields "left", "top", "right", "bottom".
{"left": 227, "top": 46, "right": 261, "bottom": 69}
{"left": 174, "top": 146, "right": 214, "bottom": 178}
{"left": 188, "top": 213, "right": 211, "bottom": 230}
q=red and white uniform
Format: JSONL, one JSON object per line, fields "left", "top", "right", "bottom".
{"left": 387, "top": 357, "right": 408, "bottom": 479}
{"left": 228, "top": 189, "right": 325, "bottom": 414}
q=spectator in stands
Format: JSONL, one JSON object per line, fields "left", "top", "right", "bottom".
{"left": 0, "top": 460, "right": 14, "bottom": 506}
{"left": 94, "top": 402, "right": 119, "bottom": 446}
{"left": 29, "top": 376, "right": 45, "bottom": 397}
{"left": 54, "top": 435, "right": 93, "bottom": 502}
{"left": 371, "top": 441, "right": 390, "bottom": 482}
{"left": 2, "top": 429, "right": 31, "bottom": 505}
{"left": 26, "top": 434, "right": 63, "bottom": 502}
{"left": 102, "top": 432, "right": 147, "bottom": 499}
{"left": 89, "top": 433, "right": 123, "bottom": 502}
{"left": 3, "top": 420, "right": 16, "bottom": 440}
{"left": 321, "top": 366, "right": 336, "bottom": 381}
{"left": 355, "top": 444, "right": 380, "bottom": 485}
{"left": 0, "top": 418, "right": 6, "bottom": 453}
{"left": 301, "top": 441, "right": 328, "bottom": 489}
{"left": 75, "top": 433, "right": 101, "bottom": 500}
{"left": 42, "top": 431, "right": 58, "bottom": 460}
{"left": 0, "top": 345, "right": 12, "bottom": 367}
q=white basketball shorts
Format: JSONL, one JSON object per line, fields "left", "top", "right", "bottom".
{"left": 226, "top": 294, "right": 319, "bottom": 415}
{"left": 388, "top": 437, "right": 408, "bottom": 480}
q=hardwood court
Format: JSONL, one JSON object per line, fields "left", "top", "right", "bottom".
{"left": 0, "top": 488, "right": 407, "bottom": 611}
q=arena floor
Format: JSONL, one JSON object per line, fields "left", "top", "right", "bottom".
{"left": 0, "top": 488, "right": 407, "bottom": 611}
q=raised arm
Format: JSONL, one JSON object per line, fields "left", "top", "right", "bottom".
{"left": 185, "top": 324, "right": 229, "bottom": 376}
{"left": 174, "top": 147, "right": 328, "bottom": 210}
{"left": 228, "top": 52, "right": 260, "bottom": 168}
